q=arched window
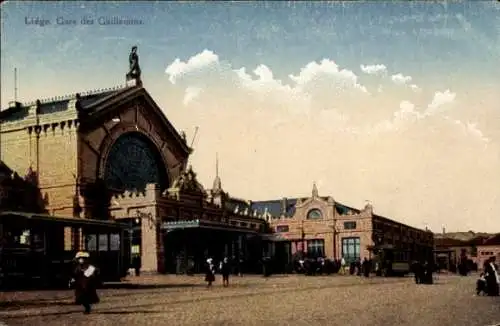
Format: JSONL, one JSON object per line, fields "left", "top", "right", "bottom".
{"left": 307, "top": 208, "right": 323, "bottom": 220}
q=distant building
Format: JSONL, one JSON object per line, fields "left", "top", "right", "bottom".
{"left": 434, "top": 233, "right": 500, "bottom": 271}
{"left": 251, "top": 183, "right": 434, "bottom": 265}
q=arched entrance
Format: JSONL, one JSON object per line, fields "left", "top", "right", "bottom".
{"left": 103, "top": 132, "right": 169, "bottom": 192}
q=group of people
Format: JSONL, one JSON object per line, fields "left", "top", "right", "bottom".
{"left": 412, "top": 261, "right": 434, "bottom": 284}
{"left": 204, "top": 257, "right": 232, "bottom": 288}
{"left": 476, "top": 256, "right": 499, "bottom": 296}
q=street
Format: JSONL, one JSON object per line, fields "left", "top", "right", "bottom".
{"left": 1, "top": 274, "right": 499, "bottom": 326}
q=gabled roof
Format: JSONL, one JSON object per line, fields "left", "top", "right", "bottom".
{"left": 1, "top": 84, "right": 191, "bottom": 156}
{"left": 0, "top": 87, "right": 126, "bottom": 122}
{"left": 250, "top": 197, "right": 360, "bottom": 218}
{"left": 251, "top": 199, "right": 299, "bottom": 218}
{"left": 80, "top": 86, "right": 191, "bottom": 156}
{"left": 0, "top": 161, "right": 13, "bottom": 175}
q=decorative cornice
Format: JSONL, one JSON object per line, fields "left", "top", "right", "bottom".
{"left": 22, "top": 85, "right": 128, "bottom": 107}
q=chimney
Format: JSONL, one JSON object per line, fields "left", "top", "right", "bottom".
{"left": 442, "top": 226, "right": 446, "bottom": 235}
{"left": 281, "top": 197, "right": 287, "bottom": 216}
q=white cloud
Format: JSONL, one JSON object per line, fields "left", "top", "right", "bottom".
{"left": 290, "top": 59, "right": 368, "bottom": 94}
{"left": 445, "top": 117, "right": 490, "bottom": 144}
{"left": 165, "top": 49, "right": 219, "bottom": 84}
{"left": 360, "top": 64, "right": 388, "bottom": 75}
{"left": 410, "top": 84, "right": 421, "bottom": 92}
{"left": 370, "top": 89, "right": 458, "bottom": 134}
{"left": 183, "top": 86, "right": 203, "bottom": 106}
{"left": 391, "top": 73, "right": 412, "bottom": 85}
{"left": 162, "top": 50, "right": 499, "bottom": 233}
{"left": 426, "top": 89, "right": 456, "bottom": 115}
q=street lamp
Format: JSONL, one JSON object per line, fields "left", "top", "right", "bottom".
{"left": 301, "top": 220, "right": 305, "bottom": 254}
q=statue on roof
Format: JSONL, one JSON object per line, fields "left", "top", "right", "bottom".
{"left": 312, "top": 182, "right": 319, "bottom": 198}
{"left": 126, "top": 46, "right": 141, "bottom": 81}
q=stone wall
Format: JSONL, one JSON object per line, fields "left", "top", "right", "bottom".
{"left": 1, "top": 101, "right": 79, "bottom": 215}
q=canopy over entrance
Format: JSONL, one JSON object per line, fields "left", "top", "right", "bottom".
{"left": 161, "top": 219, "right": 259, "bottom": 234}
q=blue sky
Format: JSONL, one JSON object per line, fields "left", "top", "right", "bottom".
{"left": 1, "top": 1, "right": 499, "bottom": 232}
{"left": 1, "top": 1, "right": 499, "bottom": 104}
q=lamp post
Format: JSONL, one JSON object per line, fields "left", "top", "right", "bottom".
{"left": 301, "top": 220, "right": 305, "bottom": 254}
{"left": 330, "top": 224, "right": 338, "bottom": 260}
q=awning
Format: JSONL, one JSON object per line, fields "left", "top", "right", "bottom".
{"left": 161, "top": 219, "right": 258, "bottom": 234}
{"left": 161, "top": 219, "right": 201, "bottom": 230}
{"left": 260, "top": 234, "right": 293, "bottom": 242}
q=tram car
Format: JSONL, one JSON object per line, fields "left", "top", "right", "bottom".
{"left": 371, "top": 244, "right": 411, "bottom": 277}
{"left": 0, "top": 211, "right": 129, "bottom": 289}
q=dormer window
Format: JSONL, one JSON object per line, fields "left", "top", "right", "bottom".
{"left": 307, "top": 208, "right": 322, "bottom": 220}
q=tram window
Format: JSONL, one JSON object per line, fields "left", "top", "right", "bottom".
{"left": 98, "top": 234, "right": 108, "bottom": 251}
{"left": 110, "top": 233, "right": 120, "bottom": 251}
{"left": 86, "top": 234, "right": 97, "bottom": 251}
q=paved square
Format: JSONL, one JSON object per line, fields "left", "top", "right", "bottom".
{"left": 1, "top": 274, "right": 499, "bottom": 326}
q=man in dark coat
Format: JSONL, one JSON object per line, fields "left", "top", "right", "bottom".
{"left": 219, "top": 257, "right": 231, "bottom": 287}
{"left": 70, "top": 252, "right": 100, "bottom": 314}
{"left": 362, "top": 258, "right": 371, "bottom": 277}
{"left": 484, "top": 257, "right": 499, "bottom": 296}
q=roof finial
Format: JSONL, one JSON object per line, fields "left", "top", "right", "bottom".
{"left": 216, "top": 152, "right": 219, "bottom": 178}
{"left": 312, "top": 181, "right": 318, "bottom": 198}
{"left": 212, "top": 152, "right": 222, "bottom": 192}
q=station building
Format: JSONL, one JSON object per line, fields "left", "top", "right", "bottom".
{"left": 0, "top": 48, "right": 269, "bottom": 274}
{"left": 0, "top": 48, "right": 433, "bottom": 275}
{"left": 252, "top": 183, "right": 434, "bottom": 265}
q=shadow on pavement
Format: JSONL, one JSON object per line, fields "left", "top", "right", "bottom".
{"left": 0, "top": 300, "right": 75, "bottom": 310}
{"left": 95, "top": 310, "right": 166, "bottom": 315}
{"left": 3, "top": 278, "right": 412, "bottom": 319}
{"left": 101, "top": 282, "right": 204, "bottom": 290}
{"left": 0, "top": 283, "right": 206, "bottom": 311}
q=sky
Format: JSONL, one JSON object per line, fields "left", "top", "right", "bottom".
{"left": 1, "top": 1, "right": 499, "bottom": 232}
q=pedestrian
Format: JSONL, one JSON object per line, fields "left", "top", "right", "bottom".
{"left": 484, "top": 257, "right": 499, "bottom": 296}
{"left": 220, "top": 257, "right": 231, "bottom": 287}
{"left": 362, "top": 258, "right": 370, "bottom": 277}
{"left": 205, "top": 258, "right": 216, "bottom": 288}
{"left": 340, "top": 257, "right": 346, "bottom": 275}
{"left": 476, "top": 273, "right": 487, "bottom": 296}
{"left": 69, "top": 251, "right": 100, "bottom": 314}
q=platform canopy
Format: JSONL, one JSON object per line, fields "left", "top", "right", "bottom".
{"left": 161, "top": 219, "right": 258, "bottom": 234}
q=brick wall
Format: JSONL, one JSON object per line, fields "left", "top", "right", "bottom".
{"left": 476, "top": 245, "right": 500, "bottom": 269}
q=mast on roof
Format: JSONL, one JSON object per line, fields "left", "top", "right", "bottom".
{"left": 14, "top": 68, "right": 18, "bottom": 101}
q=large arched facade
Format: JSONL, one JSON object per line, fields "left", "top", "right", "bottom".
{"left": 102, "top": 131, "right": 169, "bottom": 192}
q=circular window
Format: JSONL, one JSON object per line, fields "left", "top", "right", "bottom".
{"left": 307, "top": 208, "right": 323, "bottom": 220}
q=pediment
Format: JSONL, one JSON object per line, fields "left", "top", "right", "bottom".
{"left": 79, "top": 86, "right": 191, "bottom": 157}
{"left": 296, "top": 196, "right": 327, "bottom": 208}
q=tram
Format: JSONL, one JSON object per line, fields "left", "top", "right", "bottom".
{"left": 0, "top": 211, "right": 129, "bottom": 289}
{"left": 371, "top": 244, "right": 412, "bottom": 277}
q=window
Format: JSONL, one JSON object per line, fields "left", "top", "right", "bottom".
{"left": 307, "top": 209, "right": 323, "bottom": 220}
{"left": 110, "top": 234, "right": 120, "bottom": 251}
{"left": 276, "top": 225, "right": 289, "bottom": 233}
{"left": 344, "top": 221, "right": 357, "bottom": 230}
{"left": 342, "top": 237, "right": 360, "bottom": 263}
{"left": 98, "top": 234, "right": 108, "bottom": 251}
{"left": 86, "top": 234, "right": 97, "bottom": 251}
{"left": 307, "top": 239, "right": 325, "bottom": 258}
